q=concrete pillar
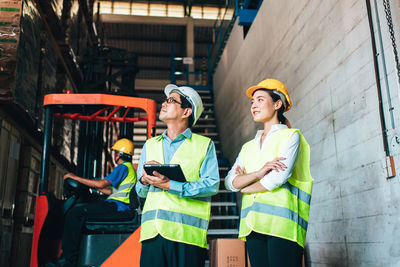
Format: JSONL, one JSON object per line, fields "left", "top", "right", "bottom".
{"left": 186, "top": 16, "right": 195, "bottom": 84}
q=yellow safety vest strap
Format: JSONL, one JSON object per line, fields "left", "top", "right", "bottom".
{"left": 280, "top": 182, "right": 311, "bottom": 205}
{"left": 107, "top": 162, "right": 137, "bottom": 203}
{"left": 109, "top": 192, "right": 129, "bottom": 198}
{"left": 241, "top": 202, "right": 308, "bottom": 231}
{"left": 141, "top": 133, "right": 212, "bottom": 248}
{"left": 118, "top": 183, "right": 135, "bottom": 190}
{"left": 110, "top": 183, "right": 135, "bottom": 193}
{"left": 142, "top": 209, "right": 209, "bottom": 230}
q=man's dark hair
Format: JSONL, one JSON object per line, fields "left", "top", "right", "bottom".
{"left": 180, "top": 96, "right": 194, "bottom": 128}
{"left": 118, "top": 152, "right": 132, "bottom": 162}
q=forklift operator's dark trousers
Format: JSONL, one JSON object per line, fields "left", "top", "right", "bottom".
{"left": 140, "top": 234, "right": 207, "bottom": 267}
{"left": 62, "top": 201, "right": 119, "bottom": 261}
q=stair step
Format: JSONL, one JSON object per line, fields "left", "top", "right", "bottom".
{"left": 200, "top": 95, "right": 212, "bottom": 100}
{"left": 135, "top": 121, "right": 166, "bottom": 127}
{"left": 193, "top": 124, "right": 217, "bottom": 129}
{"left": 134, "top": 117, "right": 214, "bottom": 127}
{"left": 197, "top": 90, "right": 213, "bottom": 95}
{"left": 133, "top": 135, "right": 149, "bottom": 141}
{"left": 211, "top": 202, "right": 236, "bottom": 207}
{"left": 132, "top": 133, "right": 220, "bottom": 140}
{"left": 136, "top": 109, "right": 214, "bottom": 117}
{"left": 210, "top": 215, "right": 239, "bottom": 220}
{"left": 207, "top": 229, "right": 239, "bottom": 235}
{"left": 133, "top": 126, "right": 218, "bottom": 133}
{"left": 202, "top": 132, "right": 218, "bottom": 137}
{"left": 132, "top": 141, "right": 220, "bottom": 149}
{"left": 132, "top": 141, "right": 221, "bottom": 155}
{"left": 202, "top": 110, "right": 214, "bottom": 115}
{"left": 156, "top": 102, "right": 213, "bottom": 108}
{"left": 218, "top": 190, "right": 232, "bottom": 194}
{"left": 198, "top": 117, "right": 215, "bottom": 122}
{"left": 131, "top": 133, "right": 219, "bottom": 141}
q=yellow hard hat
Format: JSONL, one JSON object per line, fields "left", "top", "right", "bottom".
{"left": 111, "top": 138, "right": 134, "bottom": 155}
{"left": 246, "top": 78, "right": 291, "bottom": 111}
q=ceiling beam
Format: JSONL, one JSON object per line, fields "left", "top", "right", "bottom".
{"left": 122, "top": 0, "right": 224, "bottom": 8}
{"left": 134, "top": 52, "right": 172, "bottom": 58}
{"left": 99, "top": 14, "right": 215, "bottom": 27}
{"left": 105, "top": 36, "right": 211, "bottom": 44}
{"left": 78, "top": 0, "right": 98, "bottom": 46}
{"left": 135, "top": 53, "right": 208, "bottom": 58}
{"left": 135, "top": 79, "right": 171, "bottom": 90}
{"left": 138, "top": 66, "right": 171, "bottom": 71}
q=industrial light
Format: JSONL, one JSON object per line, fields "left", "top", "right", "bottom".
{"left": 174, "top": 57, "right": 183, "bottom": 61}
{"left": 174, "top": 71, "right": 183, "bottom": 75}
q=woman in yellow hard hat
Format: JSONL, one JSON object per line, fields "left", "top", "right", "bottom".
{"left": 225, "top": 79, "right": 313, "bottom": 267}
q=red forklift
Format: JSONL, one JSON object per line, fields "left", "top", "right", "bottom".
{"left": 30, "top": 93, "right": 157, "bottom": 267}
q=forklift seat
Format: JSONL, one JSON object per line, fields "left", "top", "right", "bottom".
{"left": 84, "top": 185, "right": 141, "bottom": 232}
{"left": 78, "top": 186, "right": 141, "bottom": 266}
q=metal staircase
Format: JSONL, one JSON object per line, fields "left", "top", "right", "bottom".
{"left": 132, "top": 89, "right": 240, "bottom": 238}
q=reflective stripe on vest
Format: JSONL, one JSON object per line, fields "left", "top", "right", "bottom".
{"left": 140, "top": 133, "right": 211, "bottom": 248}
{"left": 238, "top": 128, "right": 313, "bottom": 248}
{"left": 107, "top": 162, "right": 137, "bottom": 204}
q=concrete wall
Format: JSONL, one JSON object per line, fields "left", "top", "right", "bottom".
{"left": 213, "top": 0, "right": 400, "bottom": 266}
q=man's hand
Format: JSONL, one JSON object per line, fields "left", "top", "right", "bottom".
{"left": 142, "top": 169, "right": 170, "bottom": 190}
{"left": 140, "top": 160, "right": 161, "bottom": 185}
{"left": 255, "top": 157, "right": 287, "bottom": 179}
{"left": 63, "top": 172, "right": 110, "bottom": 189}
{"left": 97, "top": 188, "right": 112, "bottom": 195}
{"left": 63, "top": 172, "right": 80, "bottom": 180}
{"left": 146, "top": 160, "right": 161, "bottom": 165}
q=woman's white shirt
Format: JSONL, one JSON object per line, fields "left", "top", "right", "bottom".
{"left": 225, "top": 124, "right": 300, "bottom": 192}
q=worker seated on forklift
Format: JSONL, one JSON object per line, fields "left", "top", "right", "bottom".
{"left": 45, "top": 138, "right": 137, "bottom": 267}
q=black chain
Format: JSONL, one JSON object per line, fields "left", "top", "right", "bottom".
{"left": 383, "top": 0, "right": 400, "bottom": 85}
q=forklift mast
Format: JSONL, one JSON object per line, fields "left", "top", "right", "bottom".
{"left": 30, "top": 93, "right": 156, "bottom": 267}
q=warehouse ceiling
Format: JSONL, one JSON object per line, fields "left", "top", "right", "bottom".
{"left": 95, "top": 0, "right": 232, "bottom": 90}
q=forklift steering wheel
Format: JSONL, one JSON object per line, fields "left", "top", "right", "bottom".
{"left": 63, "top": 177, "right": 90, "bottom": 198}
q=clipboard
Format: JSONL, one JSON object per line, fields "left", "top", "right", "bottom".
{"left": 143, "top": 164, "right": 186, "bottom": 183}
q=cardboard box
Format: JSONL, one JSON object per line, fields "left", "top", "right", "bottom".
{"left": 210, "top": 238, "right": 306, "bottom": 267}
{"left": 210, "top": 238, "right": 249, "bottom": 267}
{"left": 0, "top": 1, "right": 22, "bottom": 19}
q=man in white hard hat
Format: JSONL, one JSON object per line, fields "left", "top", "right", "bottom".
{"left": 136, "top": 84, "right": 220, "bottom": 267}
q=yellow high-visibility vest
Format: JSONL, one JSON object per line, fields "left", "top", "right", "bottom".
{"left": 140, "top": 133, "right": 211, "bottom": 248}
{"left": 107, "top": 162, "right": 137, "bottom": 204}
{"left": 238, "top": 128, "right": 313, "bottom": 248}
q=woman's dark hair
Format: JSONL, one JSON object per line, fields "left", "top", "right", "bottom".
{"left": 180, "top": 96, "right": 195, "bottom": 128}
{"left": 254, "top": 89, "right": 287, "bottom": 124}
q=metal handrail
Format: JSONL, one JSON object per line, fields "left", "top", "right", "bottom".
{"left": 209, "top": 0, "right": 237, "bottom": 73}
{"left": 169, "top": 0, "right": 238, "bottom": 88}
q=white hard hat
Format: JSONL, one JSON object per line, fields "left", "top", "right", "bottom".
{"left": 164, "top": 84, "right": 204, "bottom": 126}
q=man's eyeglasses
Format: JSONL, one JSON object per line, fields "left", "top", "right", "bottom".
{"left": 164, "top": 97, "right": 182, "bottom": 105}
